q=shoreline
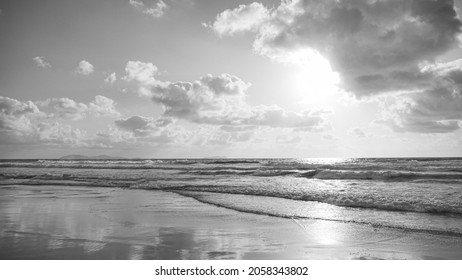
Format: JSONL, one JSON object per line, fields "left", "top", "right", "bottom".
{"left": 1, "top": 184, "right": 461, "bottom": 260}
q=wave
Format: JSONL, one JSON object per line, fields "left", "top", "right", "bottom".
{"left": 3, "top": 163, "right": 462, "bottom": 183}
{"left": 5, "top": 170, "right": 461, "bottom": 217}
{"left": 310, "top": 170, "right": 462, "bottom": 181}
{"left": 186, "top": 169, "right": 311, "bottom": 177}
{"left": 187, "top": 170, "right": 256, "bottom": 176}
{"left": 173, "top": 190, "right": 462, "bottom": 237}
{"left": 3, "top": 174, "right": 462, "bottom": 216}
{"left": 2, "top": 157, "right": 462, "bottom": 216}
{"left": 183, "top": 168, "right": 462, "bottom": 181}
{"left": 0, "top": 162, "right": 192, "bottom": 170}
{"left": 202, "top": 160, "right": 262, "bottom": 164}
{"left": 148, "top": 183, "right": 462, "bottom": 216}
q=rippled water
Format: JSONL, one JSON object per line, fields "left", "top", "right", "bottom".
{"left": 1, "top": 157, "right": 462, "bottom": 236}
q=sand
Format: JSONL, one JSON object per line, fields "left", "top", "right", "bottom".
{"left": 0, "top": 184, "right": 461, "bottom": 260}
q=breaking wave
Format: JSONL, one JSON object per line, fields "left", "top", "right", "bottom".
{"left": 1, "top": 157, "right": 461, "bottom": 217}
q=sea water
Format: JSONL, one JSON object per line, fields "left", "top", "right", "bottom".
{"left": 1, "top": 158, "right": 461, "bottom": 236}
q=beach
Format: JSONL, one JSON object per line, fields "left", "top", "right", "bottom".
{"left": 1, "top": 184, "right": 461, "bottom": 260}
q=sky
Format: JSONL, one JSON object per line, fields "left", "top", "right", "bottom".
{"left": 1, "top": 0, "right": 462, "bottom": 159}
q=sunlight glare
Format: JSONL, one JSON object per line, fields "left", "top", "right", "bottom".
{"left": 288, "top": 50, "right": 340, "bottom": 107}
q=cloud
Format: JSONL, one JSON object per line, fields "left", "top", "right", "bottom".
{"left": 129, "top": 0, "right": 168, "bottom": 18}
{"left": 378, "top": 90, "right": 462, "bottom": 134}
{"left": 220, "top": 125, "right": 257, "bottom": 132}
{"left": 205, "top": 130, "right": 255, "bottom": 146}
{"left": 75, "top": 60, "right": 94, "bottom": 75}
{"left": 0, "top": 96, "right": 42, "bottom": 134}
{"left": 211, "top": 0, "right": 462, "bottom": 135}
{"left": 129, "top": 0, "right": 144, "bottom": 9}
{"left": 0, "top": 96, "right": 184, "bottom": 148}
{"left": 123, "top": 60, "right": 159, "bottom": 85}
{"left": 37, "top": 95, "right": 119, "bottom": 120}
{"left": 114, "top": 115, "right": 172, "bottom": 137}
{"left": 239, "top": 106, "right": 330, "bottom": 129}
{"left": 322, "top": 134, "right": 338, "bottom": 141}
{"left": 89, "top": 95, "right": 120, "bottom": 118}
{"left": 34, "top": 122, "right": 88, "bottom": 146}
{"left": 0, "top": 96, "right": 41, "bottom": 117}
{"left": 122, "top": 60, "right": 164, "bottom": 96}
{"left": 104, "top": 72, "right": 117, "bottom": 84}
{"left": 33, "top": 56, "right": 51, "bottom": 68}
{"left": 0, "top": 121, "right": 88, "bottom": 147}
{"left": 0, "top": 95, "right": 122, "bottom": 147}
{"left": 93, "top": 114, "right": 182, "bottom": 147}
{"left": 0, "top": 96, "right": 89, "bottom": 146}
{"left": 276, "top": 135, "right": 302, "bottom": 143}
{"left": 349, "top": 127, "right": 367, "bottom": 138}
{"left": 115, "top": 115, "right": 155, "bottom": 132}
{"left": 377, "top": 59, "right": 462, "bottom": 133}
{"left": 206, "top": 2, "right": 270, "bottom": 35}
{"left": 97, "top": 128, "right": 176, "bottom": 146}
{"left": 149, "top": 73, "right": 250, "bottom": 121}
{"left": 211, "top": 0, "right": 462, "bottom": 97}
{"left": 122, "top": 60, "right": 330, "bottom": 131}
{"left": 38, "top": 98, "right": 87, "bottom": 120}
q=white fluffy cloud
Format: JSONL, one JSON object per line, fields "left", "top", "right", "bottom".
{"left": 0, "top": 95, "right": 120, "bottom": 146}
{"left": 33, "top": 56, "right": 51, "bottom": 68}
{"left": 122, "top": 60, "right": 330, "bottom": 131}
{"left": 38, "top": 98, "right": 88, "bottom": 120}
{"left": 75, "top": 60, "right": 94, "bottom": 75}
{"left": 104, "top": 72, "right": 117, "bottom": 84}
{"left": 0, "top": 96, "right": 89, "bottom": 146}
{"left": 89, "top": 95, "right": 120, "bottom": 118}
{"left": 34, "top": 122, "right": 88, "bottom": 146}
{"left": 93, "top": 115, "right": 183, "bottom": 148}
{"left": 123, "top": 60, "right": 159, "bottom": 85}
{"left": 0, "top": 96, "right": 42, "bottom": 135}
{"left": 129, "top": 0, "right": 167, "bottom": 18}
{"left": 207, "top": 2, "right": 270, "bottom": 35}
{"left": 38, "top": 95, "right": 119, "bottom": 120}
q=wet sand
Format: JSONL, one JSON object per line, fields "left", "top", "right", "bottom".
{"left": 0, "top": 184, "right": 461, "bottom": 259}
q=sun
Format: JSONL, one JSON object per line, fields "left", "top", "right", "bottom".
{"left": 288, "top": 50, "right": 340, "bottom": 107}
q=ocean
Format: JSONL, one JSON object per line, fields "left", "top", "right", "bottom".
{"left": 1, "top": 157, "right": 462, "bottom": 238}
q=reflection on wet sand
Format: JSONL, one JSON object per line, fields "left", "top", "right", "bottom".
{"left": 0, "top": 185, "right": 302, "bottom": 259}
{"left": 1, "top": 185, "right": 462, "bottom": 260}
{"left": 0, "top": 227, "right": 238, "bottom": 260}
